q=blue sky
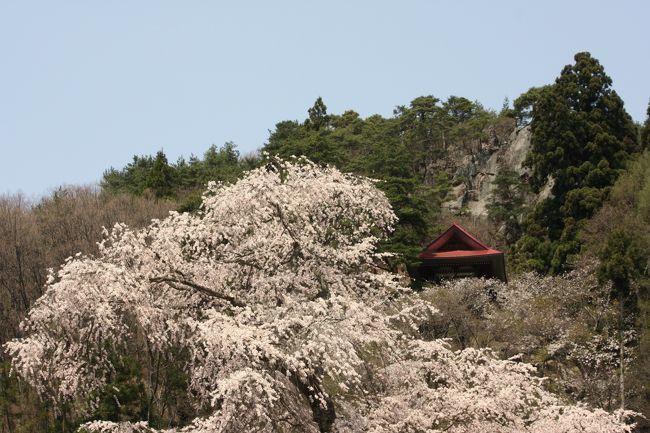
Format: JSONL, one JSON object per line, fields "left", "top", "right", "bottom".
{"left": 1, "top": 1, "right": 649, "bottom": 197}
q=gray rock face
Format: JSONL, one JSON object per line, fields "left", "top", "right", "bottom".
{"left": 442, "top": 125, "right": 533, "bottom": 217}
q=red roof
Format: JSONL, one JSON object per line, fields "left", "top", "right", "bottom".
{"left": 419, "top": 223, "right": 503, "bottom": 259}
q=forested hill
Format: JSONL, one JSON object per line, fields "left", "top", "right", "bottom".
{"left": 103, "top": 94, "right": 517, "bottom": 270}
{"left": 102, "top": 52, "right": 650, "bottom": 278}
{"left": 3, "top": 51, "right": 650, "bottom": 432}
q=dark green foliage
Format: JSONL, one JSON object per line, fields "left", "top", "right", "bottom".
{"left": 263, "top": 96, "right": 504, "bottom": 268}
{"left": 92, "top": 350, "right": 193, "bottom": 429}
{"left": 6, "top": 80, "right": 650, "bottom": 429}
{"left": 103, "top": 155, "right": 157, "bottom": 196}
{"left": 0, "top": 348, "right": 194, "bottom": 433}
{"left": 444, "top": 96, "right": 476, "bottom": 122}
{"left": 378, "top": 176, "right": 439, "bottom": 270}
{"left": 586, "top": 151, "right": 650, "bottom": 300}
{"left": 582, "top": 150, "right": 650, "bottom": 418}
{"left": 146, "top": 151, "right": 175, "bottom": 198}
{"left": 514, "top": 52, "right": 639, "bottom": 274}
{"left": 102, "top": 96, "right": 501, "bottom": 270}
{"left": 598, "top": 229, "right": 645, "bottom": 297}
{"left": 486, "top": 170, "right": 528, "bottom": 245}
{"left": 642, "top": 100, "right": 650, "bottom": 150}
{"left": 526, "top": 53, "right": 638, "bottom": 196}
{"left": 200, "top": 142, "right": 240, "bottom": 183}
{"left": 394, "top": 95, "right": 446, "bottom": 176}
{"left": 94, "top": 356, "right": 149, "bottom": 423}
{"left": 584, "top": 151, "right": 650, "bottom": 291}
{"left": 102, "top": 144, "right": 257, "bottom": 212}
{"left": 513, "top": 195, "right": 563, "bottom": 273}
{"left": 512, "top": 85, "right": 551, "bottom": 127}
{"left": 499, "top": 97, "right": 516, "bottom": 119}
{"left": 305, "top": 97, "right": 330, "bottom": 131}
{"left": 443, "top": 97, "right": 496, "bottom": 152}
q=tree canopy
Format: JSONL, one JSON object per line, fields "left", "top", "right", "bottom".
{"left": 514, "top": 52, "right": 639, "bottom": 274}
{"left": 641, "top": 100, "right": 650, "bottom": 149}
{"left": 264, "top": 95, "right": 512, "bottom": 270}
{"left": 5, "top": 158, "right": 634, "bottom": 433}
{"left": 101, "top": 143, "right": 257, "bottom": 210}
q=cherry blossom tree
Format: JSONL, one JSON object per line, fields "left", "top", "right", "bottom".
{"left": 5, "top": 157, "right": 635, "bottom": 433}
{"left": 423, "top": 262, "right": 636, "bottom": 411}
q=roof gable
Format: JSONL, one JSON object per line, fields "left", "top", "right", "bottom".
{"left": 419, "top": 223, "right": 502, "bottom": 259}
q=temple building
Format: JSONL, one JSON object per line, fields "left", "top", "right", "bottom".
{"left": 418, "top": 223, "right": 507, "bottom": 282}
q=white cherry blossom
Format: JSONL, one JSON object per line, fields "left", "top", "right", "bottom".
{"left": 5, "top": 157, "right": 634, "bottom": 433}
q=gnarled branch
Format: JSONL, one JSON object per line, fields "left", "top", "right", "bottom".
{"left": 149, "top": 276, "right": 246, "bottom": 308}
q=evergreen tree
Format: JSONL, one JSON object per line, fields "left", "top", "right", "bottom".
{"left": 443, "top": 96, "right": 476, "bottom": 122}
{"left": 642, "top": 99, "right": 650, "bottom": 149}
{"left": 202, "top": 142, "right": 241, "bottom": 183}
{"left": 512, "top": 86, "right": 551, "bottom": 127}
{"left": 264, "top": 120, "right": 309, "bottom": 158}
{"left": 394, "top": 96, "right": 445, "bottom": 179}
{"left": 486, "top": 170, "right": 528, "bottom": 245}
{"left": 305, "top": 96, "right": 330, "bottom": 131}
{"left": 102, "top": 143, "right": 246, "bottom": 209}
{"left": 526, "top": 53, "right": 638, "bottom": 197}
{"left": 146, "top": 150, "right": 175, "bottom": 198}
{"left": 102, "top": 155, "right": 156, "bottom": 196}
{"left": 263, "top": 97, "right": 459, "bottom": 271}
{"left": 515, "top": 52, "right": 639, "bottom": 273}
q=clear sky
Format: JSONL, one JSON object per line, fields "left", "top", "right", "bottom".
{"left": 1, "top": 0, "right": 649, "bottom": 197}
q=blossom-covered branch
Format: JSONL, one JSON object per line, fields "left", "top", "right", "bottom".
{"left": 5, "top": 157, "right": 635, "bottom": 433}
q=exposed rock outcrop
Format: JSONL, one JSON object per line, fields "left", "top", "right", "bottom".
{"left": 442, "top": 125, "right": 533, "bottom": 217}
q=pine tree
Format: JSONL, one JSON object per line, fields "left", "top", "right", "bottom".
{"left": 146, "top": 150, "right": 175, "bottom": 198}
{"left": 305, "top": 97, "right": 330, "bottom": 130}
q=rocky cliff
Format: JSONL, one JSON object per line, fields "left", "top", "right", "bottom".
{"left": 442, "top": 125, "right": 533, "bottom": 217}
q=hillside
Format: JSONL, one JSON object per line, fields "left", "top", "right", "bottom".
{"left": 2, "top": 51, "right": 650, "bottom": 432}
